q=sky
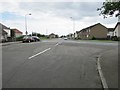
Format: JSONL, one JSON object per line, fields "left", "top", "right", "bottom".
{"left": 0, "top": 0, "right": 118, "bottom": 36}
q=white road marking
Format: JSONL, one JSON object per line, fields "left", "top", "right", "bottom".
{"left": 28, "top": 48, "right": 51, "bottom": 59}
{"left": 55, "top": 43, "right": 59, "bottom": 46}
{"left": 96, "top": 56, "right": 109, "bottom": 89}
{"left": 54, "top": 42, "right": 62, "bottom": 46}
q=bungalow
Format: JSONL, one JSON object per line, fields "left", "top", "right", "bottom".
{"left": 77, "top": 23, "right": 108, "bottom": 40}
{"left": 11, "top": 28, "right": 23, "bottom": 37}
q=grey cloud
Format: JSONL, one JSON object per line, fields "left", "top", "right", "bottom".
{"left": 19, "top": 2, "right": 103, "bottom": 20}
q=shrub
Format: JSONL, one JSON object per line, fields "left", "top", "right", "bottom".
{"left": 16, "top": 35, "right": 25, "bottom": 41}
{"left": 111, "top": 36, "right": 118, "bottom": 41}
{"left": 91, "top": 36, "right": 96, "bottom": 40}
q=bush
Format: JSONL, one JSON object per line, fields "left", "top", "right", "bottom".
{"left": 16, "top": 35, "right": 25, "bottom": 41}
{"left": 111, "top": 36, "right": 118, "bottom": 41}
{"left": 74, "top": 37, "right": 81, "bottom": 40}
{"left": 91, "top": 36, "right": 96, "bottom": 40}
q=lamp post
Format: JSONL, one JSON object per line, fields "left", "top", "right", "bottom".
{"left": 70, "top": 17, "right": 75, "bottom": 38}
{"left": 118, "top": 11, "right": 120, "bottom": 22}
{"left": 25, "top": 13, "right": 31, "bottom": 36}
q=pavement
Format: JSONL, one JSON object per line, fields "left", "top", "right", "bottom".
{"left": 0, "top": 41, "right": 22, "bottom": 46}
{"left": 2, "top": 39, "right": 118, "bottom": 88}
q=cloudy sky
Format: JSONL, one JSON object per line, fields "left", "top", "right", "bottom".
{"left": 0, "top": 0, "right": 118, "bottom": 36}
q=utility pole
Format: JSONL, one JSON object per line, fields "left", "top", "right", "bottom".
{"left": 70, "top": 17, "right": 75, "bottom": 38}
{"left": 25, "top": 13, "right": 31, "bottom": 36}
{"left": 118, "top": 11, "right": 120, "bottom": 22}
{"left": 46, "top": 28, "right": 48, "bottom": 35}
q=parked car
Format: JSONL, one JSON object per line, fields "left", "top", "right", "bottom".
{"left": 22, "top": 36, "right": 35, "bottom": 43}
{"left": 32, "top": 36, "right": 40, "bottom": 41}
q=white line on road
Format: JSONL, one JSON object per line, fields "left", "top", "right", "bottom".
{"left": 54, "top": 43, "right": 59, "bottom": 46}
{"left": 54, "top": 42, "right": 62, "bottom": 46}
{"left": 96, "top": 56, "right": 109, "bottom": 90}
{"left": 28, "top": 48, "right": 51, "bottom": 59}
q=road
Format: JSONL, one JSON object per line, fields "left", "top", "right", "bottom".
{"left": 2, "top": 39, "right": 118, "bottom": 88}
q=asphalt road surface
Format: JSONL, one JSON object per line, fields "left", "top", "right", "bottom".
{"left": 2, "top": 39, "right": 118, "bottom": 88}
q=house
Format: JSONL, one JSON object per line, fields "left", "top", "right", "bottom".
{"left": 77, "top": 23, "right": 108, "bottom": 40}
{"left": 107, "top": 28, "right": 114, "bottom": 39}
{"left": 11, "top": 28, "right": 23, "bottom": 37}
{"left": 49, "top": 33, "right": 57, "bottom": 38}
{"left": 107, "top": 22, "right": 120, "bottom": 41}
{"left": 74, "top": 31, "right": 78, "bottom": 39}
{"left": 0, "top": 23, "right": 11, "bottom": 42}
{"left": 0, "top": 29, "right": 8, "bottom": 42}
{"left": 74, "top": 31, "right": 81, "bottom": 39}
{"left": 113, "top": 22, "right": 120, "bottom": 38}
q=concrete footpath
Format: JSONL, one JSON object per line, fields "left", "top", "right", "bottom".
{"left": 100, "top": 48, "right": 118, "bottom": 88}
{"left": 0, "top": 41, "right": 22, "bottom": 46}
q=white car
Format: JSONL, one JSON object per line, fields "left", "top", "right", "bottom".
{"left": 64, "top": 37, "right": 68, "bottom": 40}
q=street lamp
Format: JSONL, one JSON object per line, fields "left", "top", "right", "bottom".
{"left": 70, "top": 17, "right": 75, "bottom": 38}
{"left": 25, "top": 13, "right": 31, "bottom": 36}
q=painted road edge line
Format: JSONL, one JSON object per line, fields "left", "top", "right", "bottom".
{"left": 97, "top": 56, "right": 109, "bottom": 90}
{"left": 28, "top": 48, "right": 51, "bottom": 59}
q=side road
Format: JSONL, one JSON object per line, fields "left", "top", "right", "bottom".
{"left": 100, "top": 48, "right": 118, "bottom": 88}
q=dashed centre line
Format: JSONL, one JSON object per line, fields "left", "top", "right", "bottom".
{"left": 54, "top": 42, "right": 62, "bottom": 46}
{"left": 55, "top": 43, "right": 59, "bottom": 46}
{"left": 28, "top": 48, "right": 51, "bottom": 59}
{"left": 28, "top": 42, "right": 62, "bottom": 59}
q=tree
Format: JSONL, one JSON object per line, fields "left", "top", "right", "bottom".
{"left": 97, "top": 1, "right": 120, "bottom": 18}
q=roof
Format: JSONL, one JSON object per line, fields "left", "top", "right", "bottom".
{"left": 76, "top": 31, "right": 80, "bottom": 33}
{"left": 0, "top": 23, "right": 10, "bottom": 30}
{"left": 49, "top": 33, "right": 56, "bottom": 36}
{"left": 2, "top": 30, "right": 8, "bottom": 35}
{"left": 79, "top": 23, "right": 107, "bottom": 32}
{"left": 114, "top": 22, "right": 120, "bottom": 30}
{"left": 11, "top": 29, "right": 23, "bottom": 34}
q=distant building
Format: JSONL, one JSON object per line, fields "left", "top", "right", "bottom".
{"left": 49, "top": 33, "right": 57, "bottom": 38}
{"left": 11, "top": 28, "right": 23, "bottom": 37}
{"left": 67, "top": 33, "right": 73, "bottom": 39}
{"left": 77, "top": 23, "right": 108, "bottom": 40}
